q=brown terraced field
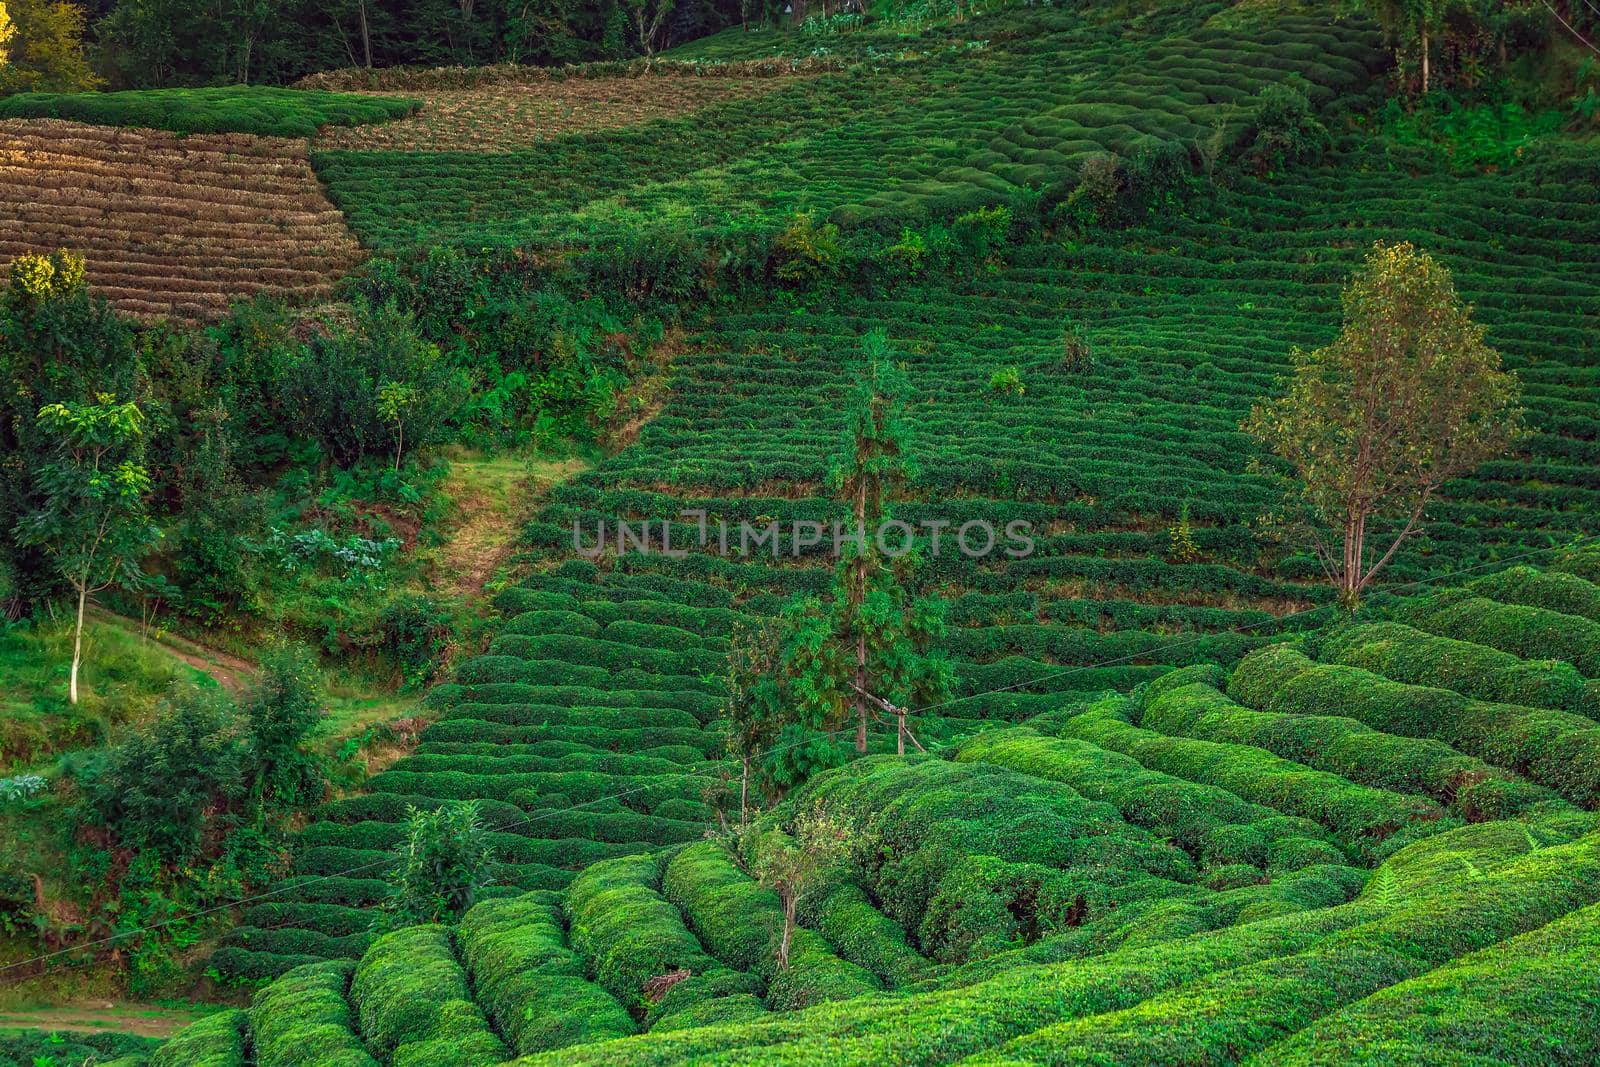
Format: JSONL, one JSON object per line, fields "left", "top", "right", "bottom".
{"left": 0, "top": 119, "right": 363, "bottom": 320}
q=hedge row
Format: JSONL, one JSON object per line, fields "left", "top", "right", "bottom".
{"left": 1264, "top": 898, "right": 1600, "bottom": 1063}
{"left": 1316, "top": 620, "right": 1594, "bottom": 716}
{"left": 801, "top": 879, "right": 932, "bottom": 989}
{"left": 457, "top": 891, "right": 636, "bottom": 1055}
{"left": 350, "top": 924, "right": 507, "bottom": 1067}
{"left": 796, "top": 756, "right": 1195, "bottom": 963}
{"left": 663, "top": 840, "right": 881, "bottom": 1011}
{"left": 1468, "top": 563, "right": 1600, "bottom": 623}
{"left": 1050, "top": 698, "right": 1444, "bottom": 858}
{"left": 511, "top": 821, "right": 1590, "bottom": 1066}
{"left": 1229, "top": 645, "right": 1600, "bottom": 808}
{"left": 249, "top": 959, "right": 376, "bottom": 1067}
{"left": 148, "top": 1009, "right": 248, "bottom": 1067}
{"left": 565, "top": 852, "right": 761, "bottom": 1027}
{"left": 984, "top": 831, "right": 1600, "bottom": 1065}
{"left": 955, "top": 721, "right": 1342, "bottom": 872}
{"left": 1140, "top": 676, "right": 1562, "bottom": 821}
{"left": 1395, "top": 589, "right": 1600, "bottom": 677}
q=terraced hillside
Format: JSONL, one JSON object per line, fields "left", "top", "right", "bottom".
{"left": 176, "top": 63, "right": 1600, "bottom": 1057}
{"left": 41, "top": 0, "right": 1583, "bottom": 1059}
{"left": 312, "top": 5, "right": 1385, "bottom": 248}
{"left": 175, "top": 556, "right": 1600, "bottom": 1063}
{"left": 0, "top": 120, "right": 365, "bottom": 320}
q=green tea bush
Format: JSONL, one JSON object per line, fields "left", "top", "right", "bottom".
{"left": 1230, "top": 645, "right": 1600, "bottom": 808}
{"left": 457, "top": 892, "right": 635, "bottom": 1054}
{"left": 956, "top": 725, "right": 1340, "bottom": 870}
{"left": 1140, "top": 679, "right": 1560, "bottom": 819}
{"left": 0, "top": 87, "right": 418, "bottom": 136}
{"left": 1055, "top": 698, "right": 1442, "bottom": 856}
{"left": 663, "top": 841, "right": 880, "bottom": 1009}
{"left": 565, "top": 853, "right": 749, "bottom": 1022}
{"left": 350, "top": 924, "right": 507, "bottom": 1066}
{"left": 1266, "top": 899, "right": 1600, "bottom": 1063}
{"left": 1396, "top": 590, "right": 1600, "bottom": 677}
{"left": 250, "top": 959, "right": 376, "bottom": 1067}
{"left": 148, "top": 1008, "right": 249, "bottom": 1066}
{"left": 1468, "top": 564, "right": 1600, "bottom": 624}
{"left": 1317, "top": 621, "right": 1594, "bottom": 715}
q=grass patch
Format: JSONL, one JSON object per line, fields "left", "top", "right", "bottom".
{"left": 0, "top": 622, "right": 213, "bottom": 773}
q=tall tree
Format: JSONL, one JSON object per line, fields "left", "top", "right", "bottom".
{"left": 0, "top": 3, "right": 15, "bottom": 68}
{"left": 16, "top": 397, "right": 160, "bottom": 704}
{"left": 624, "top": 0, "right": 674, "bottom": 56}
{"left": 780, "top": 332, "right": 952, "bottom": 758}
{"left": 0, "top": 0, "right": 98, "bottom": 91}
{"left": 1243, "top": 241, "right": 1523, "bottom": 609}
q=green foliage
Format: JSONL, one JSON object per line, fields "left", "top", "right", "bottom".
{"left": 987, "top": 366, "right": 1024, "bottom": 395}
{"left": 0, "top": 0, "right": 98, "bottom": 93}
{"left": 0, "top": 86, "right": 417, "bottom": 134}
{"left": 148, "top": 1007, "right": 249, "bottom": 1066}
{"left": 1230, "top": 642, "right": 1600, "bottom": 809}
{"left": 774, "top": 212, "right": 844, "bottom": 283}
{"left": 1385, "top": 98, "right": 1565, "bottom": 171}
{"left": 284, "top": 301, "right": 467, "bottom": 468}
{"left": 1247, "top": 81, "right": 1328, "bottom": 172}
{"left": 351, "top": 923, "right": 508, "bottom": 1066}
{"left": 249, "top": 959, "right": 378, "bottom": 1067}
{"left": 457, "top": 891, "right": 635, "bottom": 1055}
{"left": 1243, "top": 241, "right": 1523, "bottom": 607}
{"left": 77, "top": 686, "right": 252, "bottom": 864}
{"left": 383, "top": 799, "right": 500, "bottom": 925}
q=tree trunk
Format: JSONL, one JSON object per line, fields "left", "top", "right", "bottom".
{"left": 1421, "top": 26, "right": 1430, "bottom": 94}
{"left": 740, "top": 756, "right": 750, "bottom": 825}
{"left": 896, "top": 704, "right": 905, "bottom": 756}
{"left": 854, "top": 631, "right": 867, "bottom": 753}
{"left": 395, "top": 422, "right": 404, "bottom": 471}
{"left": 70, "top": 585, "right": 86, "bottom": 705}
{"left": 778, "top": 896, "right": 796, "bottom": 969}
{"left": 360, "top": 0, "right": 373, "bottom": 67}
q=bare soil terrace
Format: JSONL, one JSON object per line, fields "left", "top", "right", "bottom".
{"left": 0, "top": 119, "right": 363, "bottom": 320}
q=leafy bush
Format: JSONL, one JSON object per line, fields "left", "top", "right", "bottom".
{"left": 459, "top": 892, "right": 635, "bottom": 1054}
{"left": 1247, "top": 82, "right": 1329, "bottom": 171}
{"left": 0, "top": 87, "right": 418, "bottom": 136}
{"left": 250, "top": 959, "right": 377, "bottom": 1067}
{"left": 351, "top": 924, "right": 507, "bottom": 1066}
{"left": 383, "top": 800, "right": 500, "bottom": 926}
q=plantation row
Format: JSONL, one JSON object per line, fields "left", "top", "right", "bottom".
{"left": 0, "top": 119, "right": 364, "bottom": 319}
{"left": 313, "top": 4, "right": 1383, "bottom": 249}
{"left": 177, "top": 620, "right": 1600, "bottom": 1064}
{"left": 208, "top": 539, "right": 1600, "bottom": 1031}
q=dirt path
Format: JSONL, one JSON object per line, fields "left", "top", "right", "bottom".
{"left": 0, "top": 1003, "right": 204, "bottom": 1038}
{"left": 441, "top": 452, "right": 589, "bottom": 598}
{"left": 86, "top": 607, "right": 257, "bottom": 694}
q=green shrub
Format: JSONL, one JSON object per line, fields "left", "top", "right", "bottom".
{"left": 383, "top": 800, "right": 500, "bottom": 926}
{"left": 250, "top": 960, "right": 376, "bottom": 1067}
{"left": 1396, "top": 590, "right": 1600, "bottom": 677}
{"left": 350, "top": 925, "right": 507, "bottom": 1066}
{"left": 1318, "top": 621, "right": 1593, "bottom": 715}
{"left": 1246, "top": 81, "right": 1328, "bottom": 171}
{"left": 458, "top": 892, "right": 635, "bottom": 1054}
{"left": 1230, "top": 645, "right": 1600, "bottom": 808}
{"left": 0, "top": 87, "right": 418, "bottom": 136}
{"left": 1468, "top": 564, "right": 1600, "bottom": 624}
{"left": 149, "top": 1008, "right": 249, "bottom": 1066}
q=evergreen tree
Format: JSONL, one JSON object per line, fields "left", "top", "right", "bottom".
{"left": 779, "top": 331, "right": 952, "bottom": 761}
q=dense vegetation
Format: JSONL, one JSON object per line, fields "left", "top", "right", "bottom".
{"left": 2, "top": 0, "right": 1600, "bottom": 1062}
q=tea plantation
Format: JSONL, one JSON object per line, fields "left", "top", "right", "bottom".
{"left": 5, "top": 0, "right": 1600, "bottom": 1062}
